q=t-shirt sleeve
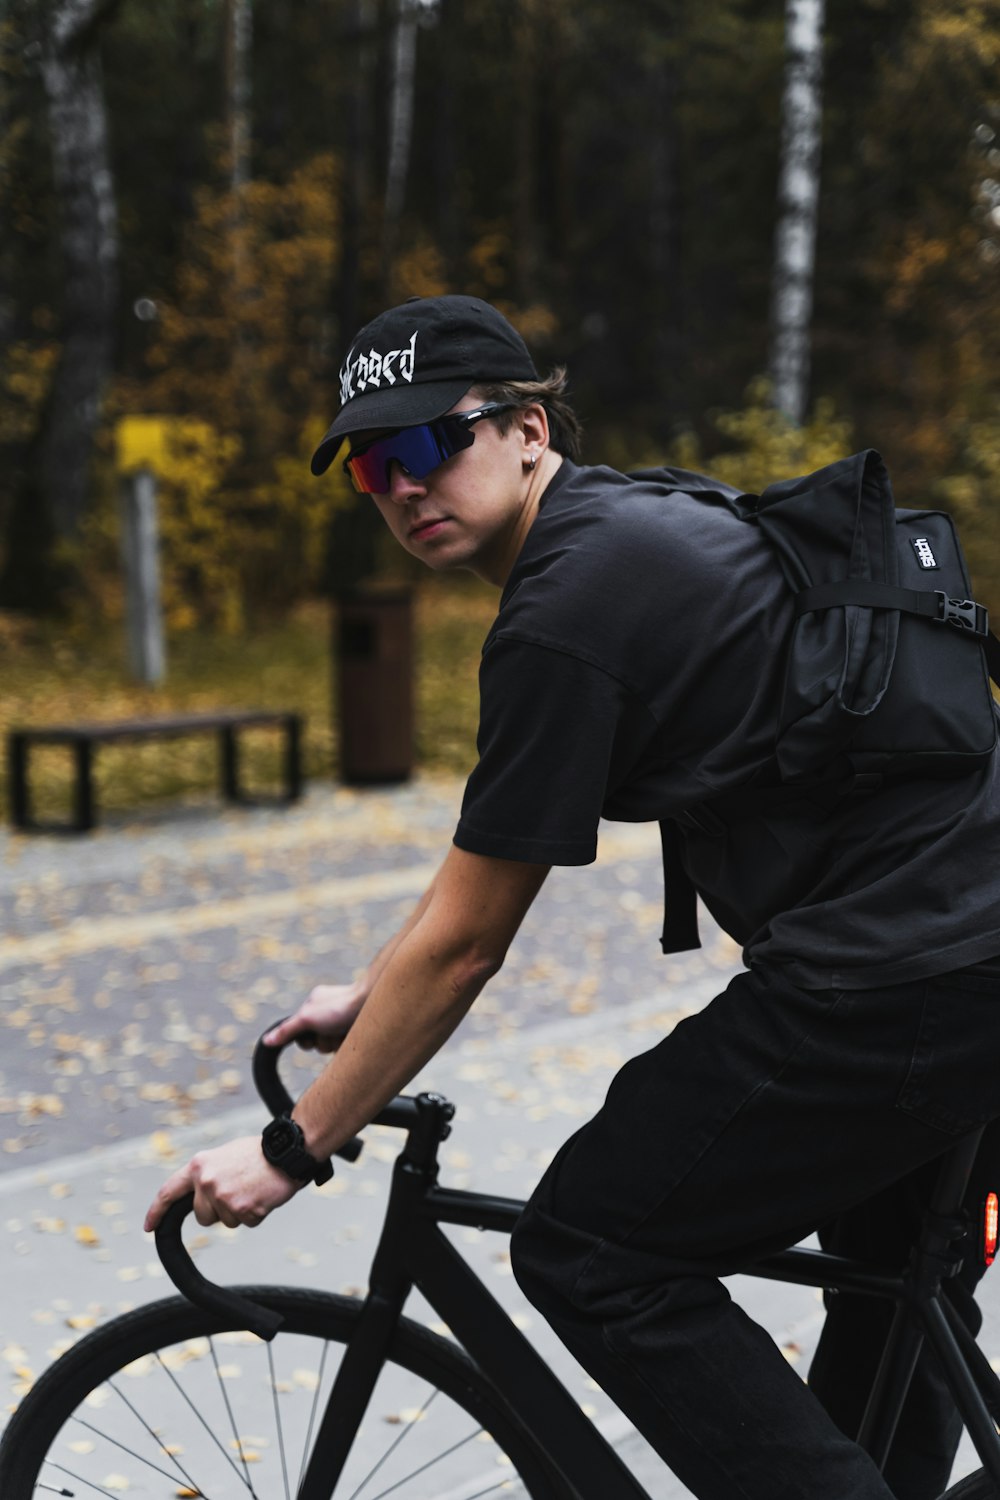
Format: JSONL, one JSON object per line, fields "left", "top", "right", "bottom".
{"left": 454, "top": 635, "right": 657, "bottom": 865}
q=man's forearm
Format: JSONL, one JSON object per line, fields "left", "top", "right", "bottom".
{"left": 291, "top": 920, "right": 495, "bottom": 1159}
{"left": 359, "top": 872, "right": 439, "bottom": 996}
{"left": 145, "top": 849, "right": 548, "bottom": 1233}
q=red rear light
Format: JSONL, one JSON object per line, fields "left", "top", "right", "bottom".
{"left": 984, "top": 1192, "right": 999, "bottom": 1268}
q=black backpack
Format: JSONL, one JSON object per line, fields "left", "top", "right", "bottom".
{"left": 643, "top": 450, "right": 1000, "bottom": 953}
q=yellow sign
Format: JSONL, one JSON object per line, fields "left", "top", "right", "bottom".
{"left": 115, "top": 416, "right": 216, "bottom": 476}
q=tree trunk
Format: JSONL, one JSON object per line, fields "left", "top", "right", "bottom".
{"left": 381, "top": 0, "right": 419, "bottom": 300}
{"left": 340, "top": 0, "right": 377, "bottom": 344}
{"left": 513, "top": 0, "right": 540, "bottom": 307}
{"left": 36, "top": 0, "right": 121, "bottom": 542}
{"left": 647, "top": 50, "right": 684, "bottom": 430}
{"left": 768, "top": 0, "right": 826, "bottom": 426}
{"left": 546, "top": 0, "right": 576, "bottom": 297}
{"left": 432, "top": 0, "right": 461, "bottom": 287}
{"left": 225, "top": 0, "right": 252, "bottom": 198}
{"left": 224, "top": 0, "right": 252, "bottom": 382}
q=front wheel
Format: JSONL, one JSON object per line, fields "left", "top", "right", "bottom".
{"left": 939, "top": 1470, "right": 1000, "bottom": 1499}
{"left": 0, "top": 1286, "right": 570, "bottom": 1499}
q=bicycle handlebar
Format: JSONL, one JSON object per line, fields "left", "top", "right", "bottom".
{"left": 153, "top": 1019, "right": 425, "bottom": 1337}
{"left": 252, "top": 1017, "right": 424, "bottom": 1137}
{"left": 251, "top": 1020, "right": 364, "bottom": 1163}
{"left": 155, "top": 1194, "right": 285, "bottom": 1340}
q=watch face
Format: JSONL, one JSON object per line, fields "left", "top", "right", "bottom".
{"left": 265, "top": 1119, "right": 297, "bottom": 1155}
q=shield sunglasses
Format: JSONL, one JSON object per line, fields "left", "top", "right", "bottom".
{"left": 342, "top": 402, "right": 517, "bottom": 495}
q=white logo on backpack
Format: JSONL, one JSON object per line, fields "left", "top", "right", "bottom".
{"left": 911, "top": 537, "right": 939, "bottom": 570}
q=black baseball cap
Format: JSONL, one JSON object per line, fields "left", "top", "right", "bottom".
{"left": 310, "top": 295, "right": 538, "bottom": 476}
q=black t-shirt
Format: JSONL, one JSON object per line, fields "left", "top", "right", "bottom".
{"left": 454, "top": 460, "right": 1000, "bottom": 990}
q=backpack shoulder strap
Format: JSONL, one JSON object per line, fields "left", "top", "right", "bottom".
{"left": 659, "top": 820, "right": 702, "bottom": 954}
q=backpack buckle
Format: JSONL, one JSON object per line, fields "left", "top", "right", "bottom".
{"left": 934, "top": 591, "right": 989, "bottom": 638}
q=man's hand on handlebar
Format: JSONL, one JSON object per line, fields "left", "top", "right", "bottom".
{"left": 263, "top": 982, "right": 366, "bottom": 1053}
{"left": 144, "top": 1136, "right": 302, "bottom": 1234}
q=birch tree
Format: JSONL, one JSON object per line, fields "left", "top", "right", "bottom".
{"left": 513, "top": 0, "right": 539, "bottom": 306}
{"left": 339, "top": 0, "right": 376, "bottom": 344}
{"left": 226, "top": 0, "right": 251, "bottom": 205}
{"left": 381, "top": 0, "right": 426, "bottom": 298}
{"left": 36, "top": 0, "right": 121, "bottom": 540}
{"left": 224, "top": 0, "right": 252, "bottom": 373}
{"left": 225, "top": 0, "right": 252, "bottom": 199}
{"left": 768, "top": 0, "right": 825, "bottom": 426}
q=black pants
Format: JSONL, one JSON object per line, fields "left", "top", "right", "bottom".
{"left": 510, "top": 961, "right": 1000, "bottom": 1500}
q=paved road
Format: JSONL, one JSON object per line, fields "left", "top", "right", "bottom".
{"left": 0, "top": 779, "right": 993, "bottom": 1492}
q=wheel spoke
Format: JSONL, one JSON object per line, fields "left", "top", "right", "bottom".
{"left": 366, "top": 1426, "right": 485, "bottom": 1500}
{"left": 208, "top": 1334, "right": 261, "bottom": 1497}
{"left": 4, "top": 1294, "right": 551, "bottom": 1500}
{"left": 42, "top": 1458, "right": 153, "bottom": 1498}
{"left": 296, "top": 1334, "right": 330, "bottom": 1496}
{"left": 347, "top": 1386, "right": 441, "bottom": 1500}
{"left": 267, "top": 1339, "right": 292, "bottom": 1500}
{"left": 154, "top": 1347, "right": 258, "bottom": 1489}
{"left": 70, "top": 1414, "right": 210, "bottom": 1492}
{"left": 105, "top": 1376, "right": 205, "bottom": 1496}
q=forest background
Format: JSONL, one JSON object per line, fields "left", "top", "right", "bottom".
{"left": 3, "top": 0, "right": 1000, "bottom": 805}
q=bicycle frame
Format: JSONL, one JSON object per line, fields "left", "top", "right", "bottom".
{"left": 160, "top": 1059, "right": 1000, "bottom": 1500}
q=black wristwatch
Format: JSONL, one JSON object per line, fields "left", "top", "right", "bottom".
{"left": 261, "top": 1115, "right": 334, "bottom": 1185}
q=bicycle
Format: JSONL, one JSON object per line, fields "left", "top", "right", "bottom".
{"left": 2, "top": 1022, "right": 1000, "bottom": 1500}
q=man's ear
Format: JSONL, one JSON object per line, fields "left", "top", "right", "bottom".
{"left": 518, "top": 402, "right": 550, "bottom": 461}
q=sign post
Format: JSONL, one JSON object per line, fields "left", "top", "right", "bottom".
{"left": 115, "top": 417, "right": 170, "bottom": 686}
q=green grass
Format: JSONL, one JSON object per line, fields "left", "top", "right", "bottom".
{"left": 1, "top": 578, "right": 498, "bottom": 823}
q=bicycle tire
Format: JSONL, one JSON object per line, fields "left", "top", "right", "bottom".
{"left": 0, "top": 1285, "right": 574, "bottom": 1500}
{"left": 939, "top": 1472, "right": 1000, "bottom": 1500}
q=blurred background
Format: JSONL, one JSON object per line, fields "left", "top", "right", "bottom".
{"left": 2, "top": 0, "right": 999, "bottom": 816}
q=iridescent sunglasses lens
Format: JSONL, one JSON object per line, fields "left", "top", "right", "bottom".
{"left": 342, "top": 404, "right": 516, "bottom": 495}
{"left": 343, "top": 421, "right": 467, "bottom": 495}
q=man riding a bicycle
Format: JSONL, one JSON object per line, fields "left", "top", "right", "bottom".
{"left": 147, "top": 294, "right": 1000, "bottom": 1500}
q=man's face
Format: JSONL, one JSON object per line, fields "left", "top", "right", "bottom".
{"left": 349, "top": 396, "right": 538, "bottom": 586}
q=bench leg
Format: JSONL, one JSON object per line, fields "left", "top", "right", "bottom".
{"left": 220, "top": 725, "right": 240, "bottom": 803}
{"left": 284, "top": 715, "right": 303, "bottom": 802}
{"left": 8, "top": 734, "right": 30, "bottom": 830}
{"left": 74, "top": 741, "right": 96, "bottom": 832}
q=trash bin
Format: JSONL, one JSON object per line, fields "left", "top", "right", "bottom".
{"left": 334, "top": 586, "right": 415, "bottom": 783}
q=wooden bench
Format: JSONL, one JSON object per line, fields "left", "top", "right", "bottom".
{"left": 7, "top": 710, "right": 303, "bottom": 833}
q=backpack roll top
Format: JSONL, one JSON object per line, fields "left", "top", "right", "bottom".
{"left": 744, "top": 450, "right": 997, "bottom": 784}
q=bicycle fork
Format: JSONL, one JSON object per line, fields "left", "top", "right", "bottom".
{"left": 296, "top": 1094, "right": 456, "bottom": 1500}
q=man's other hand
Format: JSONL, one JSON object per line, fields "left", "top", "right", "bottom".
{"left": 263, "top": 983, "right": 367, "bottom": 1053}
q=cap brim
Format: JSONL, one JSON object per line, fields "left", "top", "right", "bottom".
{"left": 310, "top": 378, "right": 473, "bottom": 476}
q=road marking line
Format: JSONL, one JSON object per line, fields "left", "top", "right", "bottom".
{"left": 0, "top": 863, "right": 440, "bottom": 971}
{"left": 0, "top": 827, "right": 660, "bottom": 971}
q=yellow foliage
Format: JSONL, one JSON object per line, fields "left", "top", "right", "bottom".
{"left": 885, "top": 231, "right": 953, "bottom": 316}
{"left": 107, "top": 152, "right": 356, "bottom": 630}
{"left": 391, "top": 237, "right": 449, "bottom": 300}
{"left": 935, "top": 408, "right": 1000, "bottom": 610}
{"left": 705, "top": 382, "right": 855, "bottom": 493}
{"left": 1, "top": 341, "right": 58, "bottom": 445}
{"left": 924, "top": 3, "right": 1000, "bottom": 63}
{"left": 466, "top": 225, "right": 511, "bottom": 291}
{"left": 502, "top": 303, "right": 559, "bottom": 345}
{"left": 648, "top": 379, "right": 855, "bottom": 496}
